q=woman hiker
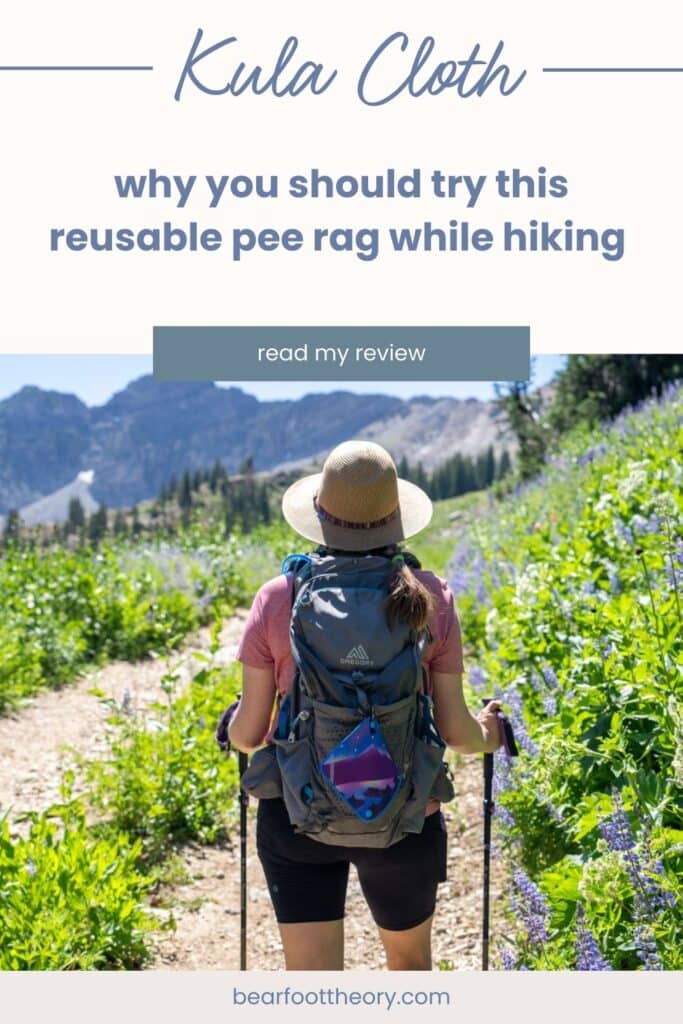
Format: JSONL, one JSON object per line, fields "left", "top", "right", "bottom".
{"left": 228, "top": 440, "right": 502, "bottom": 970}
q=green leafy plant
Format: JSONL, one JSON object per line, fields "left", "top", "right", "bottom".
{"left": 81, "top": 662, "right": 241, "bottom": 864}
{"left": 0, "top": 803, "right": 153, "bottom": 970}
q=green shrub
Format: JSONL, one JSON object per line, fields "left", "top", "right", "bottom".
{"left": 0, "top": 804, "right": 153, "bottom": 970}
{"left": 82, "top": 663, "right": 241, "bottom": 863}
{"left": 0, "top": 527, "right": 276, "bottom": 711}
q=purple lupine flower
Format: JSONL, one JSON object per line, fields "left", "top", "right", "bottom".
{"left": 630, "top": 513, "right": 661, "bottom": 537}
{"left": 529, "top": 672, "right": 543, "bottom": 693}
{"left": 614, "top": 519, "right": 633, "bottom": 544}
{"left": 488, "top": 565, "right": 502, "bottom": 589}
{"left": 469, "top": 666, "right": 487, "bottom": 693}
{"left": 646, "top": 513, "right": 661, "bottom": 534}
{"left": 634, "top": 925, "right": 663, "bottom": 971}
{"left": 504, "top": 684, "right": 539, "bottom": 756}
{"left": 600, "top": 800, "right": 675, "bottom": 918}
{"left": 493, "top": 749, "right": 514, "bottom": 793}
{"left": 121, "top": 688, "right": 132, "bottom": 714}
{"left": 599, "top": 800, "right": 636, "bottom": 853}
{"left": 511, "top": 869, "right": 549, "bottom": 947}
{"left": 606, "top": 563, "right": 620, "bottom": 594}
{"left": 499, "top": 950, "right": 518, "bottom": 970}
{"left": 450, "top": 570, "right": 469, "bottom": 596}
{"left": 575, "top": 906, "right": 613, "bottom": 971}
{"left": 577, "top": 449, "right": 597, "bottom": 467}
{"left": 541, "top": 666, "right": 558, "bottom": 689}
{"left": 630, "top": 514, "right": 649, "bottom": 535}
{"left": 650, "top": 859, "right": 676, "bottom": 911}
{"left": 634, "top": 862, "right": 677, "bottom": 917}
{"left": 543, "top": 695, "right": 557, "bottom": 717}
{"left": 495, "top": 804, "right": 516, "bottom": 829}
{"left": 505, "top": 560, "right": 519, "bottom": 582}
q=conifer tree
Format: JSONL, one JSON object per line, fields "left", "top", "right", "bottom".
{"left": 88, "top": 505, "right": 108, "bottom": 544}
{"left": 2, "top": 509, "right": 20, "bottom": 545}
{"left": 179, "top": 471, "right": 193, "bottom": 510}
{"left": 67, "top": 497, "right": 86, "bottom": 534}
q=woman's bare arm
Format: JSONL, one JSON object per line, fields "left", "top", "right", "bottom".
{"left": 431, "top": 671, "right": 501, "bottom": 753}
{"left": 227, "top": 664, "right": 278, "bottom": 753}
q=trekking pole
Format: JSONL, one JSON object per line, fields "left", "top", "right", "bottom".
{"left": 481, "top": 699, "right": 518, "bottom": 972}
{"left": 239, "top": 750, "right": 249, "bottom": 972}
{"left": 214, "top": 700, "right": 248, "bottom": 971}
{"left": 482, "top": 744, "right": 494, "bottom": 971}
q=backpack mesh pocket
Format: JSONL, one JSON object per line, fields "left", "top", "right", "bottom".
{"left": 321, "top": 717, "right": 403, "bottom": 822}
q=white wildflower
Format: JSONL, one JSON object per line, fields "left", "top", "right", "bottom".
{"left": 669, "top": 696, "right": 683, "bottom": 787}
{"left": 485, "top": 607, "right": 500, "bottom": 646}
{"left": 617, "top": 461, "right": 649, "bottom": 501}
{"left": 514, "top": 563, "right": 544, "bottom": 605}
{"left": 595, "top": 493, "right": 612, "bottom": 515}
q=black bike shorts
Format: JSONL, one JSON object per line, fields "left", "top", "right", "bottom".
{"left": 256, "top": 797, "right": 447, "bottom": 931}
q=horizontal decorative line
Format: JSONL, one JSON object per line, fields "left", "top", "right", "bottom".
{"left": 0, "top": 65, "right": 153, "bottom": 71}
{"left": 543, "top": 67, "right": 683, "bottom": 73}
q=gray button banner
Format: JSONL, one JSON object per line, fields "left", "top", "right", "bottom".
{"left": 153, "top": 326, "right": 529, "bottom": 381}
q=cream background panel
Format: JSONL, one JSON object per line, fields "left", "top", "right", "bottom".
{"left": 0, "top": 0, "right": 681, "bottom": 352}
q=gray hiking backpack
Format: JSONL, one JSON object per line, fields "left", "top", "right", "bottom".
{"left": 241, "top": 550, "right": 455, "bottom": 847}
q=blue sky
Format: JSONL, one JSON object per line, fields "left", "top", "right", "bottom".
{"left": 0, "top": 354, "right": 566, "bottom": 406}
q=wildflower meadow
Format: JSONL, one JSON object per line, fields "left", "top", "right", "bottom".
{"left": 452, "top": 385, "right": 682, "bottom": 969}
{"left": 0, "top": 382, "right": 680, "bottom": 969}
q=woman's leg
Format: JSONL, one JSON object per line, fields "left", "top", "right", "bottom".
{"left": 377, "top": 915, "right": 434, "bottom": 971}
{"left": 278, "top": 920, "right": 344, "bottom": 970}
{"left": 353, "top": 811, "right": 447, "bottom": 971}
{"left": 257, "top": 798, "right": 349, "bottom": 970}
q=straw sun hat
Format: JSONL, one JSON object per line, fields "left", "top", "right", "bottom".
{"left": 281, "top": 440, "right": 433, "bottom": 552}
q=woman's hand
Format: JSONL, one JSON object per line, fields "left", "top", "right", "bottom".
{"left": 476, "top": 700, "right": 503, "bottom": 753}
{"left": 432, "top": 673, "right": 503, "bottom": 754}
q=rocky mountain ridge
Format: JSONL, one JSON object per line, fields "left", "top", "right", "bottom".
{"left": 0, "top": 378, "right": 510, "bottom": 513}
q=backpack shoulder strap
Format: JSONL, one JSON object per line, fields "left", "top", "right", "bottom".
{"left": 281, "top": 551, "right": 315, "bottom": 602}
{"left": 280, "top": 551, "right": 318, "bottom": 718}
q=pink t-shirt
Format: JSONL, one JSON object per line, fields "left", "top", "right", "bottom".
{"left": 236, "top": 569, "right": 464, "bottom": 696}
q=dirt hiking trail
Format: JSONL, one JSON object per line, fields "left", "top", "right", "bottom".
{"left": 150, "top": 757, "right": 507, "bottom": 972}
{"left": 0, "top": 614, "right": 247, "bottom": 816}
{"left": 1, "top": 612, "right": 507, "bottom": 971}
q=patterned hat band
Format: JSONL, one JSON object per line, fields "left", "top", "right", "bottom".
{"left": 313, "top": 495, "right": 400, "bottom": 531}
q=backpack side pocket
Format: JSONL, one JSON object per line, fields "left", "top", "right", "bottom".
{"left": 240, "top": 744, "right": 283, "bottom": 800}
{"left": 399, "top": 736, "right": 452, "bottom": 834}
{"left": 274, "top": 735, "right": 322, "bottom": 833}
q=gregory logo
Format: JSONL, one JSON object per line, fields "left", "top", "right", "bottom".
{"left": 341, "top": 645, "right": 373, "bottom": 666}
